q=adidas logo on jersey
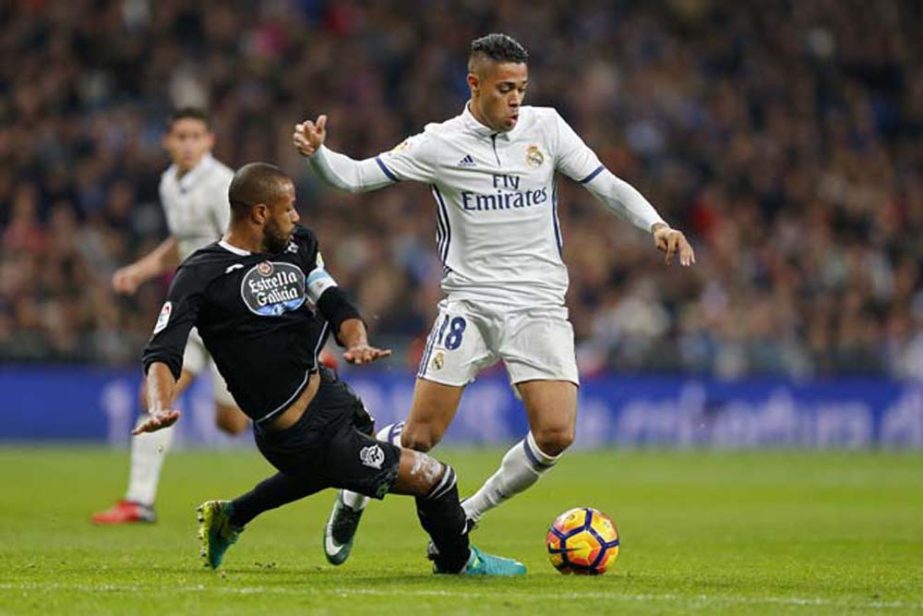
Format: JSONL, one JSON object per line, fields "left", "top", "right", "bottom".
{"left": 457, "top": 154, "right": 476, "bottom": 168}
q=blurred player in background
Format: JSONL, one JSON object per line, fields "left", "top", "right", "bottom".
{"left": 294, "top": 33, "right": 695, "bottom": 564}
{"left": 92, "top": 108, "right": 248, "bottom": 525}
{"left": 135, "top": 162, "right": 525, "bottom": 576}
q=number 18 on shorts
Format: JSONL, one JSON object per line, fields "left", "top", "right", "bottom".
{"left": 416, "top": 299, "right": 579, "bottom": 387}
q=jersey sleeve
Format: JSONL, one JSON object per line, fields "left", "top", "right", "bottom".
{"left": 307, "top": 132, "right": 436, "bottom": 192}
{"left": 308, "top": 146, "right": 395, "bottom": 193}
{"left": 141, "top": 265, "right": 206, "bottom": 380}
{"left": 552, "top": 110, "right": 605, "bottom": 184}
{"left": 376, "top": 132, "right": 437, "bottom": 183}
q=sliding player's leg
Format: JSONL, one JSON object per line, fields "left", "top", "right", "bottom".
{"left": 392, "top": 448, "right": 525, "bottom": 576}
{"left": 197, "top": 472, "right": 321, "bottom": 569}
{"left": 321, "top": 368, "right": 521, "bottom": 575}
{"left": 325, "top": 378, "right": 467, "bottom": 563}
{"left": 325, "top": 299, "right": 489, "bottom": 563}
{"left": 328, "top": 423, "right": 525, "bottom": 576}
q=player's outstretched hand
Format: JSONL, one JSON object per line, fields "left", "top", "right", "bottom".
{"left": 343, "top": 344, "right": 392, "bottom": 366}
{"left": 293, "top": 115, "right": 327, "bottom": 157}
{"left": 112, "top": 265, "right": 143, "bottom": 295}
{"left": 652, "top": 224, "right": 696, "bottom": 267}
{"left": 132, "top": 410, "right": 181, "bottom": 435}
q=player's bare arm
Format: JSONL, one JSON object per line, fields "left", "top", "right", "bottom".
{"left": 651, "top": 222, "right": 696, "bottom": 267}
{"left": 132, "top": 362, "right": 181, "bottom": 435}
{"left": 293, "top": 114, "right": 327, "bottom": 157}
{"left": 112, "top": 237, "right": 180, "bottom": 295}
{"left": 337, "top": 317, "right": 392, "bottom": 365}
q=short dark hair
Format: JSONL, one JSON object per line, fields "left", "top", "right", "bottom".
{"left": 468, "top": 33, "right": 528, "bottom": 71}
{"left": 169, "top": 107, "right": 211, "bottom": 130}
{"left": 228, "top": 162, "right": 291, "bottom": 218}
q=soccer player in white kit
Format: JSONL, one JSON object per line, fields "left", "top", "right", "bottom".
{"left": 293, "top": 34, "right": 695, "bottom": 564}
{"left": 92, "top": 108, "right": 249, "bottom": 524}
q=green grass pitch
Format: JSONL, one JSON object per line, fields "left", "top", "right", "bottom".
{"left": 0, "top": 447, "right": 921, "bottom": 614}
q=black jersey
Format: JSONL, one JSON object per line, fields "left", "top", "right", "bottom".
{"left": 142, "top": 225, "right": 359, "bottom": 425}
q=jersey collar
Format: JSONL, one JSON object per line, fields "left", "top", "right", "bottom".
{"left": 218, "top": 240, "right": 251, "bottom": 255}
{"left": 461, "top": 103, "right": 517, "bottom": 141}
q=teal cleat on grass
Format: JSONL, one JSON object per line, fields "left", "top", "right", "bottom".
{"left": 462, "top": 545, "right": 527, "bottom": 576}
{"left": 196, "top": 500, "right": 241, "bottom": 570}
{"left": 435, "top": 545, "right": 526, "bottom": 576}
{"left": 323, "top": 491, "right": 364, "bottom": 565}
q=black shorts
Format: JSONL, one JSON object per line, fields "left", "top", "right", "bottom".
{"left": 253, "top": 368, "right": 401, "bottom": 499}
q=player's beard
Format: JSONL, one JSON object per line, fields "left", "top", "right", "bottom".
{"left": 262, "top": 218, "right": 291, "bottom": 254}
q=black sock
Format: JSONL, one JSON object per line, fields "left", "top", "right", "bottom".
{"left": 415, "top": 464, "right": 470, "bottom": 573}
{"left": 230, "top": 472, "right": 317, "bottom": 528}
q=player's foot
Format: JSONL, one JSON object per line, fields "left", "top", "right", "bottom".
{"left": 434, "top": 545, "right": 526, "bottom": 576}
{"left": 196, "top": 500, "right": 241, "bottom": 570}
{"left": 91, "top": 500, "right": 156, "bottom": 525}
{"left": 323, "top": 491, "right": 364, "bottom": 565}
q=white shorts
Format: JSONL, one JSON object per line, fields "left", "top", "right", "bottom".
{"left": 183, "top": 328, "right": 236, "bottom": 406}
{"left": 416, "top": 299, "right": 579, "bottom": 387}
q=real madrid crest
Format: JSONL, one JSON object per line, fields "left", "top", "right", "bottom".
{"left": 432, "top": 351, "right": 445, "bottom": 371}
{"left": 526, "top": 144, "right": 544, "bottom": 168}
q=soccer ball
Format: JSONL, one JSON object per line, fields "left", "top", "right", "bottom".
{"left": 545, "top": 507, "right": 619, "bottom": 574}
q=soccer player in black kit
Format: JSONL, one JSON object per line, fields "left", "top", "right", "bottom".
{"left": 135, "top": 162, "right": 525, "bottom": 576}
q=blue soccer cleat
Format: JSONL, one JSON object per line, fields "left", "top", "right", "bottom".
{"left": 434, "top": 545, "right": 526, "bottom": 576}
{"left": 196, "top": 500, "right": 242, "bottom": 570}
{"left": 323, "top": 491, "right": 364, "bottom": 565}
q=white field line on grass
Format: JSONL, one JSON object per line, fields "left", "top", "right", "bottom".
{"left": 0, "top": 582, "right": 918, "bottom": 611}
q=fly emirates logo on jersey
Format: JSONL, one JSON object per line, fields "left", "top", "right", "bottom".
{"left": 241, "top": 261, "right": 306, "bottom": 316}
{"left": 460, "top": 173, "right": 548, "bottom": 212}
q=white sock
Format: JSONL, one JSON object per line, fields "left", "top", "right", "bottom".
{"left": 340, "top": 422, "right": 405, "bottom": 512}
{"left": 463, "top": 432, "right": 560, "bottom": 522}
{"left": 124, "top": 417, "right": 175, "bottom": 506}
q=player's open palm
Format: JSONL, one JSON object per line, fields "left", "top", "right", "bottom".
{"left": 293, "top": 115, "right": 327, "bottom": 157}
{"left": 132, "top": 409, "right": 181, "bottom": 435}
{"left": 653, "top": 225, "right": 695, "bottom": 267}
{"left": 343, "top": 344, "right": 392, "bottom": 366}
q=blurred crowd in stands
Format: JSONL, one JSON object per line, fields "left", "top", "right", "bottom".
{"left": 1, "top": 0, "right": 922, "bottom": 378}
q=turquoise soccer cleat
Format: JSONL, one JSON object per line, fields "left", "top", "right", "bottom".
{"left": 323, "top": 491, "right": 364, "bottom": 566}
{"left": 434, "top": 545, "right": 526, "bottom": 576}
{"left": 196, "top": 500, "right": 242, "bottom": 570}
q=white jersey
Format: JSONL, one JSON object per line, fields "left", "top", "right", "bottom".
{"left": 159, "top": 153, "right": 234, "bottom": 260}
{"left": 310, "top": 105, "right": 665, "bottom": 308}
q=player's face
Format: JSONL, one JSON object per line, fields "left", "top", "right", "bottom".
{"left": 163, "top": 118, "right": 214, "bottom": 173}
{"left": 469, "top": 62, "right": 528, "bottom": 132}
{"left": 262, "top": 181, "right": 299, "bottom": 254}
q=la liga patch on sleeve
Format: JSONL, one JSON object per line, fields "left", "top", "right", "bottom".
{"left": 153, "top": 301, "right": 172, "bottom": 335}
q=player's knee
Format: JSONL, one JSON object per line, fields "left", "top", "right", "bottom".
{"left": 420, "top": 456, "right": 454, "bottom": 495}
{"left": 533, "top": 426, "right": 574, "bottom": 457}
{"left": 215, "top": 406, "right": 249, "bottom": 435}
{"left": 401, "top": 425, "right": 441, "bottom": 452}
